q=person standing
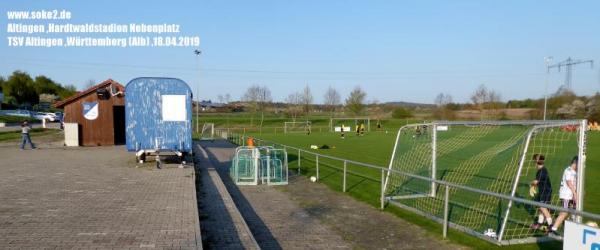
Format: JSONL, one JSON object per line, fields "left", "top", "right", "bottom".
{"left": 20, "top": 121, "right": 36, "bottom": 150}
{"left": 549, "top": 156, "right": 579, "bottom": 236}
{"left": 530, "top": 154, "right": 553, "bottom": 230}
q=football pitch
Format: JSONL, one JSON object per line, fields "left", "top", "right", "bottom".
{"left": 241, "top": 128, "right": 600, "bottom": 248}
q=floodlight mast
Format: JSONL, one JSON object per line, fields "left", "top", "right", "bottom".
{"left": 194, "top": 49, "right": 201, "bottom": 133}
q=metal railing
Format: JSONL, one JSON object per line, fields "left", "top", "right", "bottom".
{"left": 214, "top": 128, "right": 600, "bottom": 245}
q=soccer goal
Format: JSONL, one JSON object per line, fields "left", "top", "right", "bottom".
{"left": 384, "top": 120, "right": 587, "bottom": 245}
{"left": 284, "top": 121, "right": 311, "bottom": 134}
{"left": 231, "top": 146, "right": 288, "bottom": 185}
{"left": 330, "top": 117, "right": 370, "bottom": 132}
{"left": 200, "top": 123, "right": 215, "bottom": 140}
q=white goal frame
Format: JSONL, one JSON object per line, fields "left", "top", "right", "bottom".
{"left": 284, "top": 121, "right": 311, "bottom": 134}
{"left": 329, "top": 117, "right": 370, "bottom": 132}
{"left": 384, "top": 119, "right": 588, "bottom": 245}
{"left": 200, "top": 123, "right": 215, "bottom": 140}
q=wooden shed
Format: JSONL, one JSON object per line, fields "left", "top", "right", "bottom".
{"left": 55, "top": 79, "right": 125, "bottom": 146}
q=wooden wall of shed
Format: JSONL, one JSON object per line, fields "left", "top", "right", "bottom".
{"left": 63, "top": 93, "right": 124, "bottom": 146}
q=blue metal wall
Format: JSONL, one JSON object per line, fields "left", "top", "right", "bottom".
{"left": 125, "top": 77, "right": 193, "bottom": 153}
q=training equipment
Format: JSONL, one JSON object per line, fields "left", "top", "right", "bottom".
{"left": 200, "top": 123, "right": 215, "bottom": 141}
{"left": 230, "top": 146, "right": 288, "bottom": 185}
{"left": 484, "top": 228, "right": 497, "bottom": 238}
{"left": 330, "top": 117, "right": 370, "bottom": 133}
{"left": 284, "top": 121, "right": 311, "bottom": 134}
{"left": 125, "top": 77, "right": 193, "bottom": 168}
{"left": 384, "top": 120, "right": 587, "bottom": 245}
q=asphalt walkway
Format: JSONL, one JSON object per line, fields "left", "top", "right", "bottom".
{"left": 198, "top": 140, "right": 465, "bottom": 250}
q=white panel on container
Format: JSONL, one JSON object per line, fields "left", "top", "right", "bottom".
{"left": 162, "top": 95, "right": 186, "bottom": 121}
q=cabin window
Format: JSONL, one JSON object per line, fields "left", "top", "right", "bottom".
{"left": 161, "top": 95, "right": 186, "bottom": 121}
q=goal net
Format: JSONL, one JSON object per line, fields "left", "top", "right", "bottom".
{"left": 284, "top": 121, "right": 311, "bottom": 134}
{"left": 330, "top": 117, "right": 370, "bottom": 133}
{"left": 384, "top": 120, "right": 587, "bottom": 245}
{"left": 200, "top": 123, "right": 215, "bottom": 140}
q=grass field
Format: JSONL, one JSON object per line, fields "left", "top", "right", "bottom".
{"left": 229, "top": 125, "right": 599, "bottom": 250}
{"left": 0, "top": 128, "right": 57, "bottom": 142}
{"left": 0, "top": 115, "right": 37, "bottom": 123}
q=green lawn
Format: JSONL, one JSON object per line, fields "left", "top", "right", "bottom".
{"left": 0, "top": 115, "right": 37, "bottom": 123}
{"left": 0, "top": 128, "right": 57, "bottom": 142}
{"left": 229, "top": 127, "right": 599, "bottom": 250}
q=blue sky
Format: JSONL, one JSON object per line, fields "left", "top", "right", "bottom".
{"left": 1, "top": 0, "right": 599, "bottom": 104}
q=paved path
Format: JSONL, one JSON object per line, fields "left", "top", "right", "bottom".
{"left": 0, "top": 146, "right": 201, "bottom": 249}
{"left": 200, "top": 140, "right": 352, "bottom": 250}
{"left": 194, "top": 143, "right": 259, "bottom": 249}
{"left": 200, "top": 140, "right": 467, "bottom": 250}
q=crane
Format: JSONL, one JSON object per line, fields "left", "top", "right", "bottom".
{"left": 547, "top": 57, "right": 594, "bottom": 90}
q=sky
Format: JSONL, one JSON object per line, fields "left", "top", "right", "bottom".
{"left": 1, "top": 0, "right": 599, "bottom": 104}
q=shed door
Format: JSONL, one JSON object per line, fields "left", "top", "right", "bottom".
{"left": 113, "top": 106, "right": 125, "bottom": 145}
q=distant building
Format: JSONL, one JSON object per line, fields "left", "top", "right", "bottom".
{"left": 198, "top": 100, "right": 227, "bottom": 112}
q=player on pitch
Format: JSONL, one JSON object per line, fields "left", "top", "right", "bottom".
{"left": 549, "top": 156, "right": 578, "bottom": 236}
{"left": 530, "top": 154, "right": 553, "bottom": 230}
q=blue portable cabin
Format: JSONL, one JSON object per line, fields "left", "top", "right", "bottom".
{"left": 125, "top": 77, "right": 193, "bottom": 167}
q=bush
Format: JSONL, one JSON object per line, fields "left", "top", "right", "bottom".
{"left": 392, "top": 107, "right": 413, "bottom": 119}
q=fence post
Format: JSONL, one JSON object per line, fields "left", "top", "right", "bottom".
{"left": 316, "top": 155, "right": 319, "bottom": 181}
{"left": 443, "top": 185, "right": 449, "bottom": 239}
{"left": 298, "top": 149, "right": 301, "bottom": 174}
{"left": 343, "top": 161, "right": 347, "bottom": 192}
{"left": 380, "top": 169, "right": 385, "bottom": 210}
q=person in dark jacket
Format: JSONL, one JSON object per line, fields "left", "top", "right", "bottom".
{"left": 530, "top": 154, "right": 552, "bottom": 230}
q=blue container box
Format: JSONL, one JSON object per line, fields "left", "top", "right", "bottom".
{"left": 125, "top": 77, "right": 193, "bottom": 156}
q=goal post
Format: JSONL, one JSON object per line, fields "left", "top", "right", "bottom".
{"left": 284, "top": 121, "right": 311, "bottom": 134}
{"left": 200, "top": 123, "right": 215, "bottom": 140}
{"left": 330, "top": 117, "right": 370, "bottom": 132}
{"left": 384, "top": 120, "right": 587, "bottom": 245}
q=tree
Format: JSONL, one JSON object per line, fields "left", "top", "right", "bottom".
{"left": 392, "top": 107, "right": 413, "bottom": 119}
{"left": 434, "top": 93, "right": 453, "bottom": 108}
{"left": 323, "top": 86, "right": 341, "bottom": 117}
{"left": 242, "top": 85, "right": 272, "bottom": 126}
{"left": 587, "top": 92, "right": 600, "bottom": 122}
{"left": 0, "top": 76, "right": 5, "bottom": 92}
{"left": 4, "top": 71, "right": 38, "bottom": 106}
{"left": 300, "top": 85, "right": 313, "bottom": 115}
{"left": 471, "top": 84, "right": 488, "bottom": 112}
{"left": 345, "top": 86, "right": 367, "bottom": 116}
{"left": 433, "top": 93, "right": 455, "bottom": 120}
{"left": 33, "top": 75, "right": 59, "bottom": 95}
{"left": 285, "top": 91, "right": 302, "bottom": 121}
{"left": 57, "top": 84, "right": 77, "bottom": 99}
